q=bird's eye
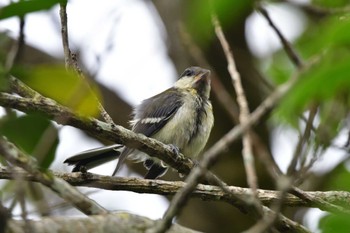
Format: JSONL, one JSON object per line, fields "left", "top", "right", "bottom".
{"left": 181, "top": 68, "right": 194, "bottom": 78}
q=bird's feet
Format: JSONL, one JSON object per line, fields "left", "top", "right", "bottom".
{"left": 168, "top": 144, "right": 184, "bottom": 161}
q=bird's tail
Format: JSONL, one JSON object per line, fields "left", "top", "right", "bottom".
{"left": 64, "top": 144, "right": 168, "bottom": 179}
{"left": 64, "top": 144, "right": 123, "bottom": 172}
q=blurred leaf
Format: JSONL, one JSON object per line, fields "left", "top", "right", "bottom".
{"left": 0, "top": 0, "right": 66, "bottom": 20}
{"left": 322, "top": 163, "right": 350, "bottom": 191}
{"left": 16, "top": 64, "right": 101, "bottom": 117}
{"left": 312, "top": 0, "right": 349, "bottom": 8}
{"left": 265, "top": 51, "right": 295, "bottom": 85}
{"left": 185, "top": 0, "right": 251, "bottom": 46}
{"left": 319, "top": 213, "right": 350, "bottom": 233}
{"left": 298, "top": 15, "right": 350, "bottom": 58}
{"left": 275, "top": 50, "right": 350, "bottom": 124}
{"left": 0, "top": 114, "right": 58, "bottom": 169}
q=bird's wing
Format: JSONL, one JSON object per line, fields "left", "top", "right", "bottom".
{"left": 132, "top": 88, "right": 184, "bottom": 136}
{"left": 112, "top": 88, "right": 184, "bottom": 176}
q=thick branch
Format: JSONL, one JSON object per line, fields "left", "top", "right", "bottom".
{"left": 1, "top": 167, "right": 349, "bottom": 212}
{"left": 6, "top": 212, "right": 198, "bottom": 233}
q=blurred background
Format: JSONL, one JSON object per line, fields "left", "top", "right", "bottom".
{"left": 1, "top": 0, "right": 350, "bottom": 232}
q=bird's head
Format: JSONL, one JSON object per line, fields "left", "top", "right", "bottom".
{"left": 174, "top": 67, "right": 211, "bottom": 99}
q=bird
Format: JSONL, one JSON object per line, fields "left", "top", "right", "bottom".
{"left": 64, "top": 66, "right": 214, "bottom": 179}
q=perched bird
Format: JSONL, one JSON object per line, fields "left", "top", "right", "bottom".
{"left": 64, "top": 66, "right": 214, "bottom": 179}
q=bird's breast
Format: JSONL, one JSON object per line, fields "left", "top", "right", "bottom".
{"left": 152, "top": 93, "right": 214, "bottom": 159}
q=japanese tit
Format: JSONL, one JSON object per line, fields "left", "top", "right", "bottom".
{"left": 64, "top": 66, "right": 214, "bottom": 179}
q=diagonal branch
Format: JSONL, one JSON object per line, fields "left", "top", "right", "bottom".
{"left": 257, "top": 5, "right": 304, "bottom": 68}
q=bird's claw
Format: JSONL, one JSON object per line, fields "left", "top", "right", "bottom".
{"left": 168, "top": 144, "right": 184, "bottom": 161}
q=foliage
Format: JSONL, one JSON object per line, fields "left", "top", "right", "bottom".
{"left": 0, "top": 0, "right": 66, "bottom": 20}
{"left": 0, "top": 114, "right": 58, "bottom": 169}
{"left": 15, "top": 65, "right": 101, "bottom": 117}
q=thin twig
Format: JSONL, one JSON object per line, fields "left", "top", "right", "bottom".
{"left": 212, "top": 13, "right": 261, "bottom": 207}
{"left": 257, "top": 5, "right": 304, "bottom": 68}
{"left": 5, "top": 16, "right": 25, "bottom": 72}
{"left": 59, "top": 3, "right": 114, "bottom": 125}
{"left": 287, "top": 106, "right": 318, "bottom": 176}
{"left": 59, "top": 2, "right": 73, "bottom": 69}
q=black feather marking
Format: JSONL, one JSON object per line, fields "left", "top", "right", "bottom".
{"left": 143, "top": 159, "right": 154, "bottom": 169}
{"left": 144, "top": 163, "right": 168, "bottom": 179}
{"left": 188, "top": 96, "right": 207, "bottom": 143}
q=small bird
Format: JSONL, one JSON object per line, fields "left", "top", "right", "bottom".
{"left": 64, "top": 67, "right": 214, "bottom": 179}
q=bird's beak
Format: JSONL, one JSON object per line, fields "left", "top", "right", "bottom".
{"left": 194, "top": 69, "right": 210, "bottom": 84}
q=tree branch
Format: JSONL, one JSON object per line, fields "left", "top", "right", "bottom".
{"left": 257, "top": 4, "right": 304, "bottom": 68}
{"left": 59, "top": 3, "right": 114, "bottom": 125}
{"left": 212, "top": 12, "right": 262, "bottom": 215}
{"left": 6, "top": 212, "right": 198, "bottom": 233}
{"left": 0, "top": 167, "right": 349, "bottom": 211}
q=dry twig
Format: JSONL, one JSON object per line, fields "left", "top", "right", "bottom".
{"left": 59, "top": 3, "right": 114, "bottom": 125}
{"left": 211, "top": 13, "right": 261, "bottom": 212}
{"left": 257, "top": 5, "right": 304, "bottom": 68}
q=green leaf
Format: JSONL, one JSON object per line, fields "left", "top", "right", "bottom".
{"left": 16, "top": 64, "right": 101, "bottom": 117}
{"left": 323, "top": 164, "right": 350, "bottom": 191}
{"left": 298, "top": 15, "right": 350, "bottom": 58}
{"left": 0, "top": 114, "right": 59, "bottom": 169}
{"left": 319, "top": 213, "right": 350, "bottom": 233}
{"left": 265, "top": 52, "right": 295, "bottom": 85}
{"left": 275, "top": 50, "right": 350, "bottom": 124}
{"left": 0, "top": 0, "right": 66, "bottom": 20}
{"left": 313, "top": 0, "right": 349, "bottom": 8}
